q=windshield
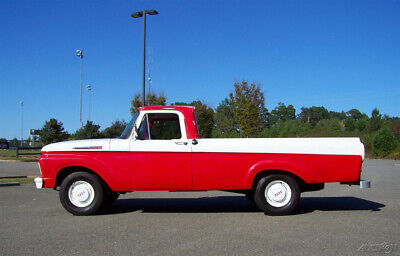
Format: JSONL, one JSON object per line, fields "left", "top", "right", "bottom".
{"left": 119, "top": 111, "right": 140, "bottom": 139}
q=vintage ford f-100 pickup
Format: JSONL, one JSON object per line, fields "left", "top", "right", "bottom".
{"left": 35, "top": 106, "right": 370, "bottom": 215}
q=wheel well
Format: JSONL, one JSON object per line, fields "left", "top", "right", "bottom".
{"left": 250, "top": 169, "right": 320, "bottom": 193}
{"left": 55, "top": 166, "right": 110, "bottom": 190}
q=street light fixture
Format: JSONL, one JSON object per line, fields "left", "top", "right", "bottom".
{"left": 86, "top": 84, "right": 92, "bottom": 121}
{"left": 76, "top": 49, "right": 84, "bottom": 127}
{"left": 131, "top": 9, "right": 159, "bottom": 107}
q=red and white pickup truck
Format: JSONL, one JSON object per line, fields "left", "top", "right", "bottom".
{"left": 35, "top": 106, "right": 370, "bottom": 215}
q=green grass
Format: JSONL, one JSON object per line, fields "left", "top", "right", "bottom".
{"left": 0, "top": 177, "right": 35, "bottom": 184}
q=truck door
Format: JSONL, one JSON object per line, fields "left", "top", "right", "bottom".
{"left": 129, "top": 111, "right": 192, "bottom": 190}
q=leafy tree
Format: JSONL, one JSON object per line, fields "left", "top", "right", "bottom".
{"left": 213, "top": 98, "right": 239, "bottom": 138}
{"left": 173, "top": 101, "right": 214, "bottom": 138}
{"left": 298, "top": 106, "right": 329, "bottom": 126}
{"left": 369, "top": 108, "right": 382, "bottom": 132}
{"left": 130, "top": 92, "right": 166, "bottom": 115}
{"left": 373, "top": 127, "right": 398, "bottom": 157}
{"left": 229, "top": 81, "right": 266, "bottom": 137}
{"left": 382, "top": 114, "right": 391, "bottom": 121}
{"left": 346, "top": 109, "right": 363, "bottom": 121}
{"left": 102, "top": 120, "right": 127, "bottom": 138}
{"left": 269, "top": 102, "right": 295, "bottom": 126}
{"left": 355, "top": 118, "right": 368, "bottom": 131}
{"left": 390, "top": 120, "right": 400, "bottom": 142}
{"left": 273, "top": 119, "right": 311, "bottom": 137}
{"left": 9, "top": 138, "right": 19, "bottom": 148}
{"left": 329, "top": 111, "right": 347, "bottom": 121}
{"left": 344, "top": 117, "right": 356, "bottom": 131}
{"left": 39, "top": 118, "right": 69, "bottom": 145}
{"left": 315, "top": 118, "right": 341, "bottom": 132}
{"left": 73, "top": 121, "right": 103, "bottom": 140}
{"left": 0, "top": 138, "right": 7, "bottom": 143}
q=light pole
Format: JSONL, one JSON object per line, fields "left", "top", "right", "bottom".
{"left": 148, "top": 50, "right": 152, "bottom": 94}
{"left": 76, "top": 49, "right": 84, "bottom": 127}
{"left": 131, "top": 9, "right": 158, "bottom": 107}
{"left": 20, "top": 101, "right": 24, "bottom": 147}
{"left": 86, "top": 84, "right": 92, "bottom": 121}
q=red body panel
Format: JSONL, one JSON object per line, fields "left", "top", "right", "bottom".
{"left": 130, "top": 152, "right": 192, "bottom": 190}
{"left": 40, "top": 151, "right": 362, "bottom": 191}
{"left": 192, "top": 152, "right": 362, "bottom": 190}
{"left": 39, "top": 152, "right": 132, "bottom": 191}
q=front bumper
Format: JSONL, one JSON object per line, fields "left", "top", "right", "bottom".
{"left": 34, "top": 177, "right": 43, "bottom": 189}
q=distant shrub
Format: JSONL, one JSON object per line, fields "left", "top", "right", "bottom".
{"left": 344, "top": 118, "right": 356, "bottom": 131}
{"left": 369, "top": 108, "right": 382, "bottom": 132}
{"left": 388, "top": 148, "right": 400, "bottom": 160}
{"left": 315, "top": 118, "right": 341, "bottom": 132}
{"left": 373, "top": 127, "right": 398, "bottom": 157}
{"left": 390, "top": 120, "right": 400, "bottom": 142}
{"left": 355, "top": 118, "right": 368, "bottom": 131}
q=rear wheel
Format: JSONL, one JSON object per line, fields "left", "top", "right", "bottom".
{"left": 254, "top": 174, "right": 300, "bottom": 215}
{"left": 59, "top": 172, "right": 104, "bottom": 216}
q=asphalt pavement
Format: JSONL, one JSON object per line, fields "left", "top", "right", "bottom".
{"left": 0, "top": 159, "right": 399, "bottom": 255}
{"left": 0, "top": 160, "right": 40, "bottom": 177}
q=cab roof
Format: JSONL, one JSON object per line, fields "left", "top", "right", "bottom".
{"left": 138, "top": 105, "right": 195, "bottom": 112}
{"left": 138, "top": 105, "right": 199, "bottom": 139}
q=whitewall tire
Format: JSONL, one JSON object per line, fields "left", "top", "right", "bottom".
{"left": 59, "top": 172, "right": 104, "bottom": 216}
{"left": 254, "top": 174, "right": 300, "bottom": 215}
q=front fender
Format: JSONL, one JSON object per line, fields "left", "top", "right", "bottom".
{"left": 40, "top": 152, "right": 131, "bottom": 191}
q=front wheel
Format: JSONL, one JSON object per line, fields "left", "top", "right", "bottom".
{"left": 59, "top": 172, "right": 104, "bottom": 216}
{"left": 254, "top": 174, "right": 300, "bottom": 216}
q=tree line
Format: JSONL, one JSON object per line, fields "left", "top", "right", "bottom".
{"left": 20, "top": 80, "right": 399, "bottom": 159}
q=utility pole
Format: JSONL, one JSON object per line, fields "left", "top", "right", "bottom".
{"left": 131, "top": 9, "right": 159, "bottom": 107}
{"left": 76, "top": 49, "right": 84, "bottom": 127}
{"left": 20, "top": 101, "right": 24, "bottom": 147}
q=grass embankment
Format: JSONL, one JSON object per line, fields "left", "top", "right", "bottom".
{"left": 0, "top": 149, "right": 40, "bottom": 162}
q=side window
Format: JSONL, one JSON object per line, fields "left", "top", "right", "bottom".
{"left": 148, "top": 113, "right": 182, "bottom": 140}
{"left": 137, "top": 115, "right": 150, "bottom": 140}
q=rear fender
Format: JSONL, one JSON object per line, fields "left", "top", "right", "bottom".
{"left": 245, "top": 159, "right": 306, "bottom": 189}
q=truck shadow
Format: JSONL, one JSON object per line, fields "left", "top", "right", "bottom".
{"left": 293, "top": 196, "right": 385, "bottom": 215}
{"left": 96, "top": 196, "right": 385, "bottom": 215}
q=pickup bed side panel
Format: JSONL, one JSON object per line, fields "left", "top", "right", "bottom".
{"left": 192, "top": 152, "right": 362, "bottom": 190}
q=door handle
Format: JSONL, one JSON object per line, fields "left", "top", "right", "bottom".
{"left": 175, "top": 142, "right": 188, "bottom": 145}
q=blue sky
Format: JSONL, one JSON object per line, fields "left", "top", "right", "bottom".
{"left": 1, "top": 0, "right": 399, "bottom": 139}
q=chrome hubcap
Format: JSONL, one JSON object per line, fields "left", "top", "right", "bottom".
{"left": 265, "top": 180, "right": 291, "bottom": 207}
{"left": 68, "top": 181, "right": 95, "bottom": 207}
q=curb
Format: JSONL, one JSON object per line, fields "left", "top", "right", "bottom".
{"left": 0, "top": 182, "right": 20, "bottom": 187}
